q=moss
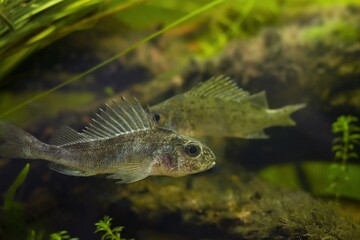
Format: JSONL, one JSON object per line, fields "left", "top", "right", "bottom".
{"left": 110, "top": 169, "right": 360, "bottom": 239}
{"left": 302, "top": 20, "right": 359, "bottom": 45}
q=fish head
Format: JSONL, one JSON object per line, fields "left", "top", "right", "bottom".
{"left": 151, "top": 108, "right": 171, "bottom": 128}
{"left": 150, "top": 96, "right": 187, "bottom": 132}
{"left": 151, "top": 132, "right": 216, "bottom": 177}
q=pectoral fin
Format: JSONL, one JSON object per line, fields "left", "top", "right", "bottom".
{"left": 107, "top": 160, "right": 152, "bottom": 184}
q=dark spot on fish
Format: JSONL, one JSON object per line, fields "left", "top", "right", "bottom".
{"left": 185, "top": 143, "right": 200, "bottom": 157}
{"left": 153, "top": 112, "right": 161, "bottom": 122}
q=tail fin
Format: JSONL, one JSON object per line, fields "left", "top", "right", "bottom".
{"left": 274, "top": 103, "right": 306, "bottom": 126}
{"left": 0, "top": 121, "right": 45, "bottom": 159}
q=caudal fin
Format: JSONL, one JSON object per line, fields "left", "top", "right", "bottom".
{"left": 275, "top": 103, "right": 306, "bottom": 126}
{"left": 0, "top": 121, "right": 44, "bottom": 159}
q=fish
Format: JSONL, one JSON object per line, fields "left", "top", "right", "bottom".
{"left": 150, "top": 76, "right": 305, "bottom": 139}
{"left": 0, "top": 97, "right": 216, "bottom": 183}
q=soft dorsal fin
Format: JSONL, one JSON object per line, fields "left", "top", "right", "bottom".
{"left": 248, "top": 91, "right": 269, "bottom": 108}
{"left": 185, "top": 76, "right": 250, "bottom": 102}
{"left": 50, "top": 126, "right": 88, "bottom": 146}
{"left": 81, "top": 97, "right": 156, "bottom": 139}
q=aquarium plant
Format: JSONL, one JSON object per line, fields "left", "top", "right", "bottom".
{"left": 0, "top": 163, "right": 29, "bottom": 239}
{"left": 0, "top": 164, "right": 131, "bottom": 239}
{"left": 35, "top": 216, "right": 132, "bottom": 240}
{"left": 329, "top": 115, "right": 360, "bottom": 199}
{"left": 95, "top": 216, "right": 132, "bottom": 240}
{"left": 49, "top": 231, "right": 78, "bottom": 240}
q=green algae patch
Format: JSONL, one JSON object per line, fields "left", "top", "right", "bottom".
{"left": 259, "top": 161, "right": 360, "bottom": 201}
{"left": 302, "top": 20, "right": 359, "bottom": 45}
{"left": 0, "top": 91, "right": 96, "bottom": 127}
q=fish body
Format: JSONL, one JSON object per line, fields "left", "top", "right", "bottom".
{"left": 150, "top": 76, "right": 305, "bottom": 139}
{"left": 0, "top": 98, "right": 215, "bottom": 183}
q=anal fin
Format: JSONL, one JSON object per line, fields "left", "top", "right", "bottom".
{"left": 245, "top": 130, "right": 269, "bottom": 139}
{"left": 48, "top": 163, "right": 87, "bottom": 176}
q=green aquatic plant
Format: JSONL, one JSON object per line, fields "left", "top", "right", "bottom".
{"left": 95, "top": 216, "right": 131, "bottom": 240}
{"left": 27, "top": 229, "right": 45, "bottom": 240}
{"left": 26, "top": 216, "right": 131, "bottom": 240}
{"left": 0, "top": 0, "right": 145, "bottom": 80}
{"left": 259, "top": 115, "right": 360, "bottom": 201}
{"left": 0, "top": 163, "right": 29, "bottom": 240}
{"left": 0, "top": 165, "right": 131, "bottom": 239}
{"left": 0, "top": 0, "right": 225, "bottom": 119}
{"left": 2, "top": 0, "right": 359, "bottom": 122}
{"left": 332, "top": 115, "right": 360, "bottom": 163}
{"left": 50, "top": 230, "right": 78, "bottom": 240}
{"left": 329, "top": 115, "right": 360, "bottom": 199}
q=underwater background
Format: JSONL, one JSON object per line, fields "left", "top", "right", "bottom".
{"left": 1, "top": 0, "right": 360, "bottom": 239}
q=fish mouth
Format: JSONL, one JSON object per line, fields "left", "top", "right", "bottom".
{"left": 203, "top": 147, "right": 216, "bottom": 160}
{"left": 208, "top": 161, "right": 216, "bottom": 168}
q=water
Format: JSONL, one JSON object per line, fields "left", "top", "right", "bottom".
{"left": 1, "top": 1, "right": 360, "bottom": 239}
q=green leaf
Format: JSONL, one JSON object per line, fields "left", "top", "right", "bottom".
{"left": 332, "top": 137, "right": 342, "bottom": 143}
{"left": 348, "top": 153, "right": 359, "bottom": 159}
{"left": 1, "top": 164, "right": 30, "bottom": 239}
{"left": 3, "top": 164, "right": 30, "bottom": 206}
{"left": 331, "top": 145, "right": 342, "bottom": 151}
{"left": 349, "top": 134, "right": 360, "bottom": 140}
{"left": 49, "top": 230, "right": 78, "bottom": 240}
{"left": 114, "top": 3, "right": 187, "bottom": 30}
{"left": 95, "top": 216, "right": 130, "bottom": 240}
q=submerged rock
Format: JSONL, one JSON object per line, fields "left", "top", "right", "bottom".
{"left": 108, "top": 167, "right": 360, "bottom": 240}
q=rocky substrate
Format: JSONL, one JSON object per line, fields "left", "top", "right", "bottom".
{"left": 104, "top": 167, "right": 360, "bottom": 240}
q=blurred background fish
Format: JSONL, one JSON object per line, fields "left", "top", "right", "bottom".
{"left": 150, "top": 76, "right": 305, "bottom": 139}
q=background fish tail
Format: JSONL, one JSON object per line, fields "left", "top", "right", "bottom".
{"left": 274, "top": 103, "right": 306, "bottom": 126}
{"left": 0, "top": 121, "right": 48, "bottom": 159}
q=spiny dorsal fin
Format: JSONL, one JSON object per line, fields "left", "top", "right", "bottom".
{"left": 50, "top": 126, "right": 88, "bottom": 146}
{"left": 81, "top": 97, "right": 156, "bottom": 139}
{"left": 185, "top": 76, "right": 250, "bottom": 102}
{"left": 248, "top": 91, "right": 269, "bottom": 108}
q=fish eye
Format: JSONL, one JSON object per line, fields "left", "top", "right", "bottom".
{"left": 153, "top": 112, "right": 161, "bottom": 122}
{"left": 185, "top": 143, "right": 201, "bottom": 157}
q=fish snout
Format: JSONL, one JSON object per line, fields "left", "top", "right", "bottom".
{"left": 202, "top": 146, "right": 216, "bottom": 168}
